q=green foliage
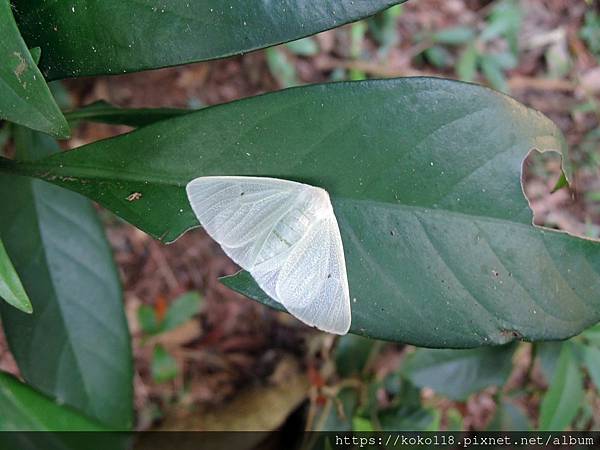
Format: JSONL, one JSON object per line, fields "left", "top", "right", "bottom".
{"left": 0, "top": 237, "right": 32, "bottom": 313}
{"left": 0, "top": 127, "right": 133, "bottom": 429}
{"left": 539, "top": 343, "right": 584, "bottom": 430}
{"left": 581, "top": 10, "right": 600, "bottom": 58}
{"left": 2, "top": 79, "right": 597, "bottom": 348}
{"left": 151, "top": 345, "right": 179, "bottom": 383}
{"left": 285, "top": 37, "right": 320, "bottom": 56}
{"left": 418, "top": 0, "right": 522, "bottom": 92}
{"left": 0, "top": 0, "right": 69, "bottom": 137}
{"left": 0, "top": 372, "right": 108, "bottom": 431}
{"left": 13, "top": 0, "right": 407, "bottom": 79}
{"left": 139, "top": 291, "right": 202, "bottom": 335}
{"left": 488, "top": 399, "right": 531, "bottom": 431}
{"left": 367, "top": 4, "right": 404, "bottom": 51}
{"left": 335, "top": 334, "right": 376, "bottom": 377}
{"left": 402, "top": 345, "right": 516, "bottom": 400}
{"left": 139, "top": 291, "right": 203, "bottom": 384}
{"left": 266, "top": 47, "right": 300, "bottom": 88}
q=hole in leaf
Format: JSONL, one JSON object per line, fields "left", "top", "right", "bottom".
{"left": 522, "top": 149, "right": 599, "bottom": 240}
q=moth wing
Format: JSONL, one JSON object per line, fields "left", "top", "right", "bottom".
{"left": 267, "top": 214, "right": 351, "bottom": 335}
{"left": 187, "top": 176, "right": 351, "bottom": 335}
{"left": 186, "top": 176, "right": 303, "bottom": 269}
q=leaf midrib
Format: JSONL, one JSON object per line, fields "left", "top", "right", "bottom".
{"left": 17, "top": 159, "right": 598, "bottom": 243}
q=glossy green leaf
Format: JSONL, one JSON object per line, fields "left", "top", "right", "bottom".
{"left": 0, "top": 0, "right": 68, "bottom": 137}
{"left": 13, "top": 0, "right": 406, "bottom": 80}
{"left": 0, "top": 128, "right": 133, "bottom": 429}
{"left": 539, "top": 343, "right": 583, "bottom": 431}
{"left": 403, "top": 345, "right": 516, "bottom": 400}
{"left": 0, "top": 372, "right": 131, "bottom": 449}
{"left": 1, "top": 78, "right": 599, "bottom": 348}
{"left": 161, "top": 291, "right": 202, "bottom": 332}
{"left": 0, "top": 237, "right": 32, "bottom": 313}
{"left": 151, "top": 345, "right": 178, "bottom": 383}
{"left": 0, "top": 372, "right": 107, "bottom": 431}
{"left": 64, "top": 100, "right": 190, "bottom": 127}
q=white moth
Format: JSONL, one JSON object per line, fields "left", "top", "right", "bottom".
{"left": 186, "top": 176, "right": 351, "bottom": 335}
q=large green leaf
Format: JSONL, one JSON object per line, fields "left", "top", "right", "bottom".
{"left": 402, "top": 345, "right": 516, "bottom": 400}
{"left": 12, "top": 0, "right": 406, "bottom": 80}
{"left": 539, "top": 343, "right": 583, "bottom": 431}
{"left": 0, "top": 78, "right": 599, "bottom": 348}
{"left": 0, "top": 0, "right": 68, "bottom": 137}
{"left": 0, "top": 128, "right": 133, "bottom": 429}
{"left": 0, "top": 236, "right": 32, "bottom": 313}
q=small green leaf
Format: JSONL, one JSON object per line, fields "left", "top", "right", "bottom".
{"left": 551, "top": 171, "right": 569, "bottom": 193}
{"left": 152, "top": 345, "right": 178, "bottom": 383}
{"left": 480, "top": 55, "right": 509, "bottom": 92}
{"left": 539, "top": 343, "right": 583, "bottom": 431}
{"left": 352, "top": 416, "right": 374, "bottom": 431}
{"left": 424, "top": 46, "right": 452, "bottom": 69}
{"left": 138, "top": 305, "right": 160, "bottom": 335}
{"left": 0, "top": 237, "right": 32, "bottom": 313}
{"left": 285, "top": 37, "right": 319, "bottom": 56}
{"left": 0, "top": 0, "right": 69, "bottom": 137}
{"left": 492, "top": 51, "right": 518, "bottom": 70}
{"left": 456, "top": 43, "right": 478, "bottom": 82}
{"left": 432, "top": 26, "right": 476, "bottom": 45}
{"left": 481, "top": 0, "right": 522, "bottom": 46}
{"left": 367, "top": 4, "right": 403, "bottom": 49}
{"left": 161, "top": 291, "right": 202, "bottom": 332}
{"left": 266, "top": 47, "right": 299, "bottom": 88}
{"left": 403, "top": 345, "right": 516, "bottom": 400}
